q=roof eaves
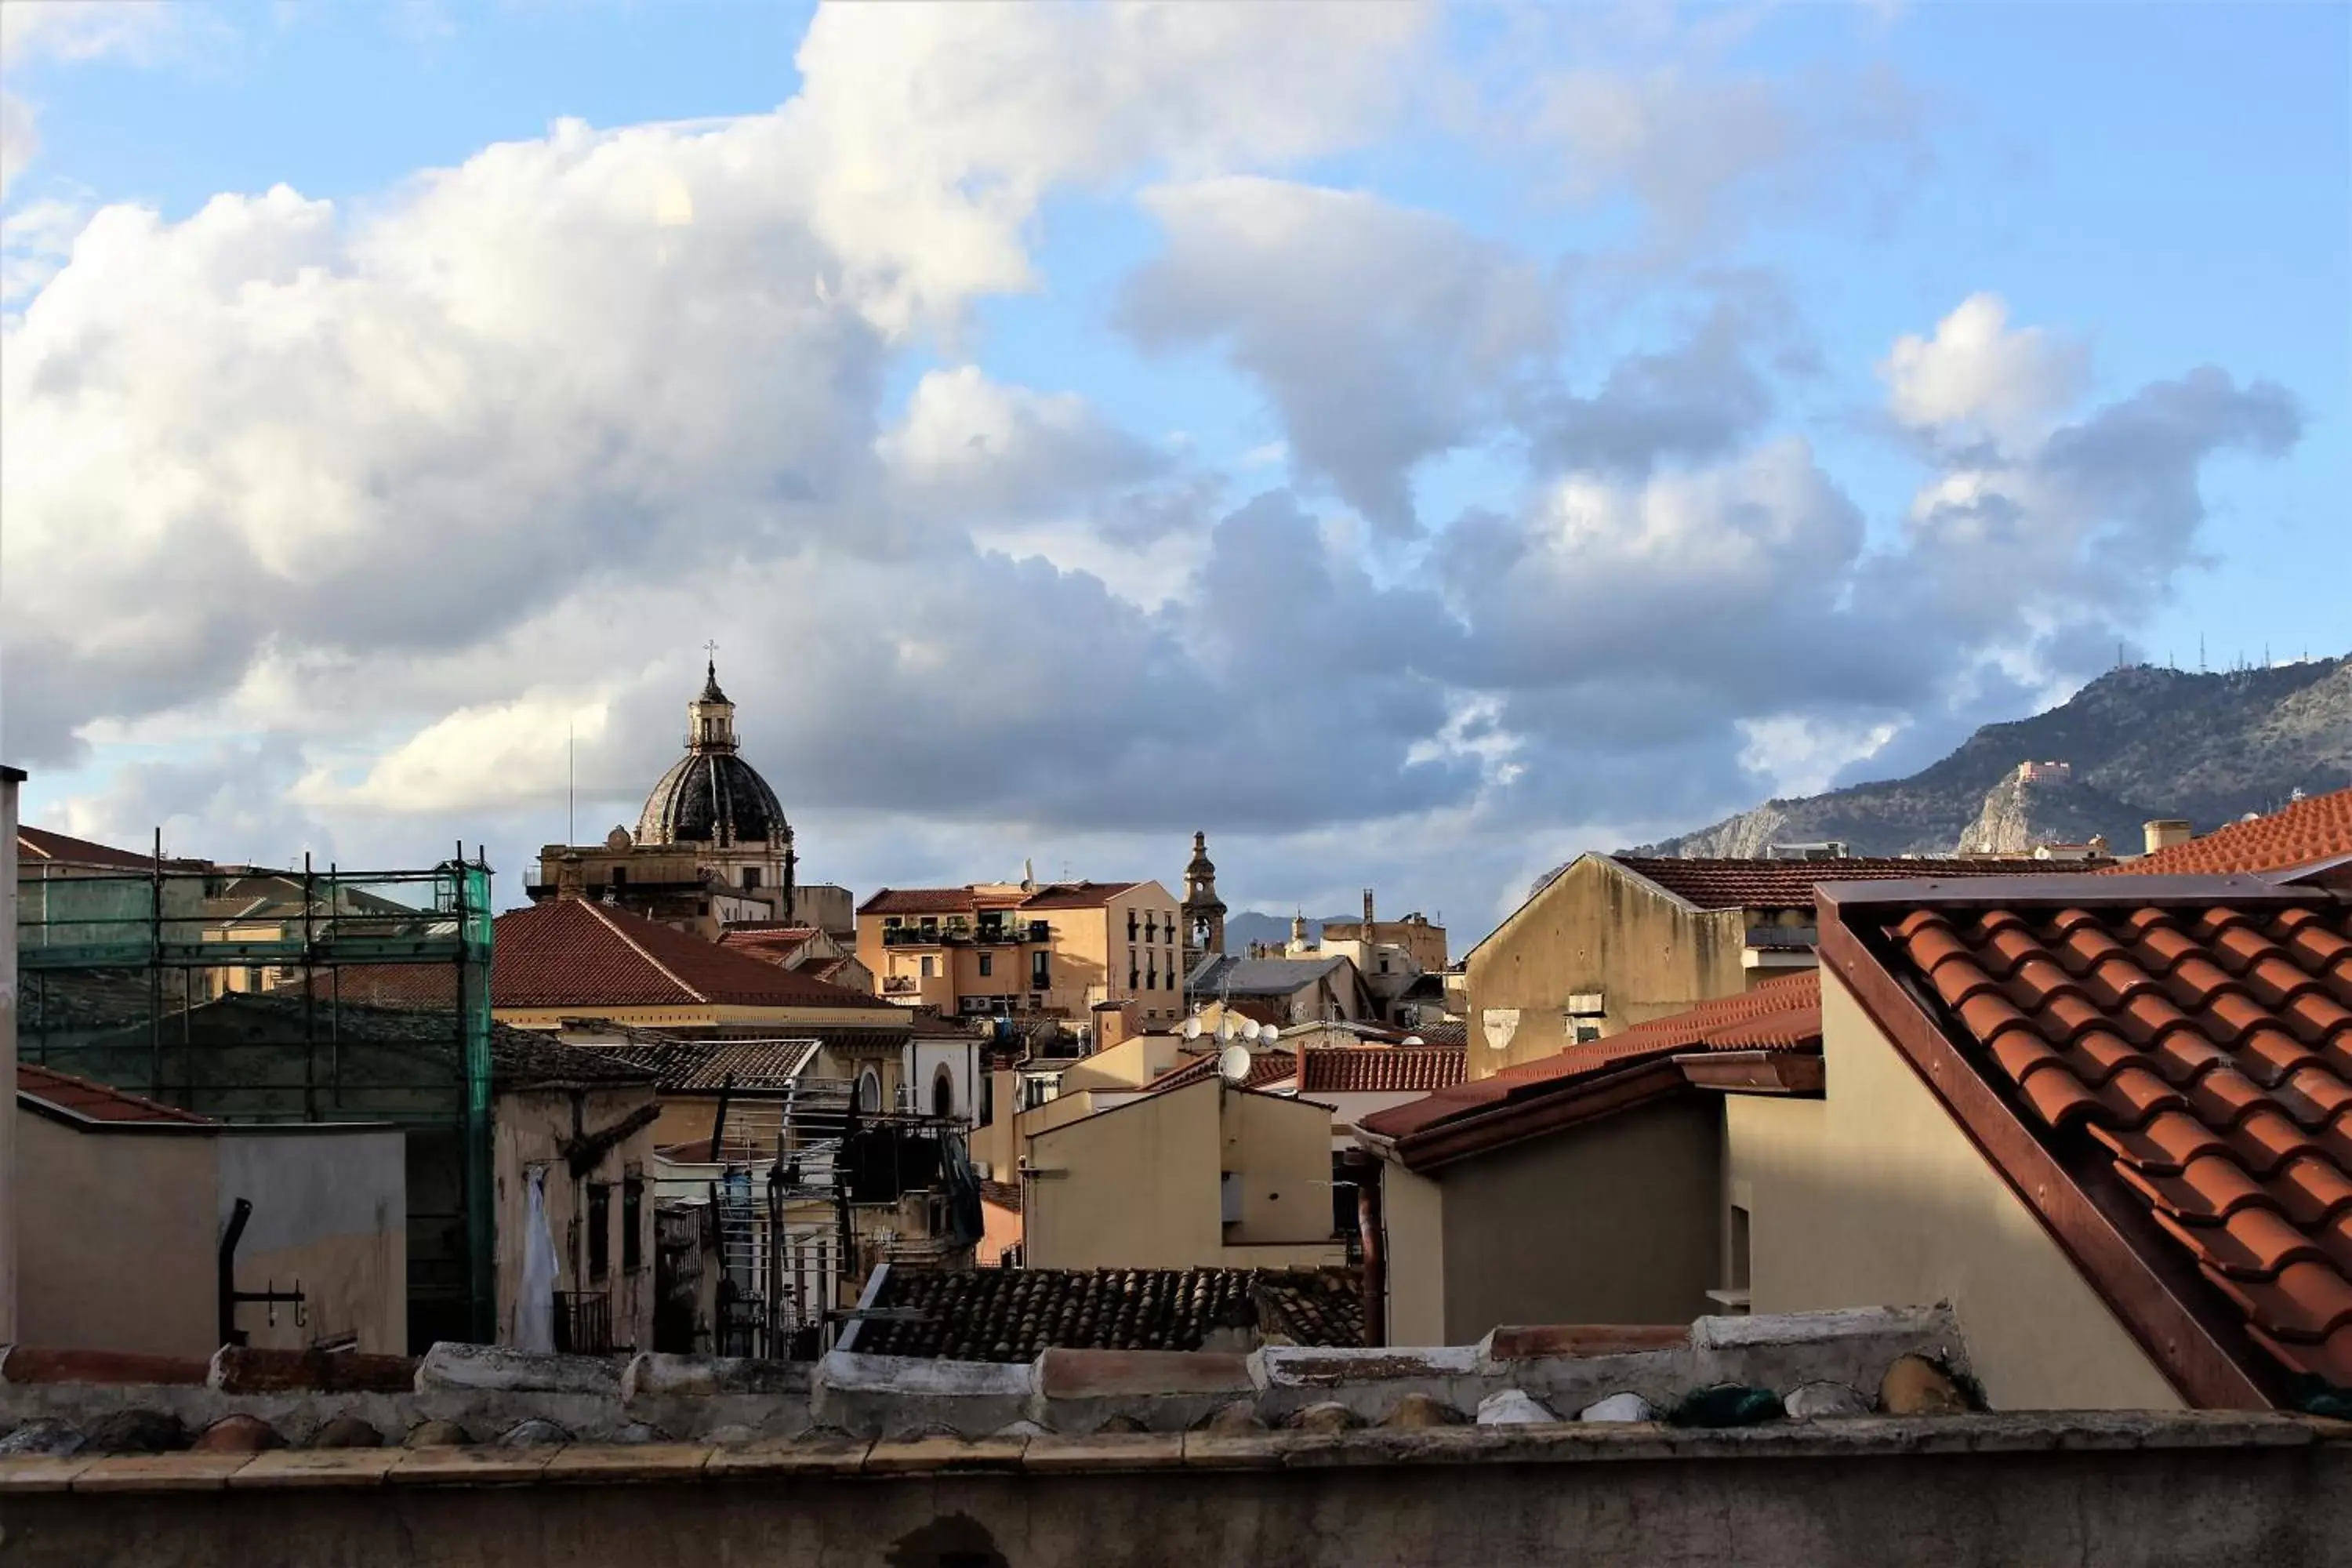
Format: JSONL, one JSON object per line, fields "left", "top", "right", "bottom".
{"left": 1815, "top": 897, "right": 2271, "bottom": 1410}
{"left": 1373, "top": 1057, "right": 1692, "bottom": 1174}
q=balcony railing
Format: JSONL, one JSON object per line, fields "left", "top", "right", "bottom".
{"left": 881, "top": 920, "right": 1048, "bottom": 948}
{"left": 882, "top": 976, "right": 920, "bottom": 995}
{"left": 553, "top": 1290, "right": 613, "bottom": 1356}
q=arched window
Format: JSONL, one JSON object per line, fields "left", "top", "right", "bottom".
{"left": 857, "top": 1069, "right": 881, "bottom": 1115}
{"left": 932, "top": 1064, "right": 956, "bottom": 1120}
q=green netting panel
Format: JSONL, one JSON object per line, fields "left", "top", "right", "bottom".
{"left": 13, "top": 858, "right": 499, "bottom": 1350}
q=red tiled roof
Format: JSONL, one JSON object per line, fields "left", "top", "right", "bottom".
{"left": 858, "top": 880, "right": 1146, "bottom": 917}
{"left": 330, "top": 899, "right": 899, "bottom": 1014}
{"left": 1145, "top": 1048, "right": 1298, "bottom": 1093}
{"left": 15, "top": 825, "right": 160, "bottom": 870}
{"left": 859, "top": 887, "right": 989, "bottom": 916}
{"left": 1299, "top": 1046, "right": 1468, "bottom": 1094}
{"left": 1361, "top": 972, "right": 1823, "bottom": 1146}
{"left": 716, "top": 925, "right": 821, "bottom": 965}
{"left": 1018, "top": 880, "right": 1142, "bottom": 910}
{"left": 2100, "top": 789, "right": 2352, "bottom": 878}
{"left": 1874, "top": 895, "right": 2352, "bottom": 1394}
{"left": 1613, "top": 854, "right": 2102, "bottom": 911}
{"left": 16, "top": 1062, "right": 216, "bottom": 1125}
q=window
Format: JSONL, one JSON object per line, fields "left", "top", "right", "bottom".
{"left": 611, "top": 866, "right": 628, "bottom": 887}
{"left": 1379, "top": 955, "right": 1391, "bottom": 974}
{"left": 857, "top": 1069, "right": 881, "bottom": 1114}
{"left": 978, "top": 953, "right": 993, "bottom": 978}
{"left": 920, "top": 955, "right": 935, "bottom": 979}
{"left": 587, "top": 1184, "right": 612, "bottom": 1282}
{"left": 1145, "top": 915, "right": 1156, "bottom": 943}
{"left": 1127, "top": 911, "right": 1138, "bottom": 939}
{"left": 622, "top": 1179, "right": 644, "bottom": 1273}
{"left": 932, "top": 1065, "right": 956, "bottom": 1120}
{"left": 1128, "top": 965, "right": 1140, "bottom": 989}
{"left": 742, "top": 866, "right": 760, "bottom": 890}
{"left": 1164, "top": 952, "right": 1174, "bottom": 988}
{"left": 1031, "top": 950, "right": 1050, "bottom": 989}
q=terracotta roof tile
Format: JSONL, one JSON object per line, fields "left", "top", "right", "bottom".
{"left": 329, "top": 899, "right": 896, "bottom": 1014}
{"left": 15, "top": 1063, "right": 216, "bottom": 1125}
{"left": 1613, "top": 853, "right": 2101, "bottom": 910}
{"left": 715, "top": 926, "right": 822, "bottom": 965}
{"left": 2101, "top": 789, "right": 2352, "bottom": 878}
{"left": 15, "top": 825, "right": 172, "bottom": 870}
{"left": 858, "top": 887, "right": 989, "bottom": 916}
{"left": 1298, "top": 1046, "right": 1467, "bottom": 1094}
{"left": 1361, "top": 971, "right": 1823, "bottom": 1145}
{"left": 1879, "top": 897, "right": 2352, "bottom": 1389}
{"left": 1144, "top": 1049, "right": 1296, "bottom": 1093}
{"left": 856, "top": 1266, "right": 1361, "bottom": 1360}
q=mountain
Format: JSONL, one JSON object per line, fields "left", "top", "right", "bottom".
{"left": 1636, "top": 657, "right": 2352, "bottom": 860}
{"left": 1223, "top": 912, "right": 1341, "bottom": 951}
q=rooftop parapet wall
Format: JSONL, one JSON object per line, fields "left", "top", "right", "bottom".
{"left": 2, "top": 1412, "right": 2347, "bottom": 1568}
{"left": 0, "top": 1306, "right": 1969, "bottom": 1445}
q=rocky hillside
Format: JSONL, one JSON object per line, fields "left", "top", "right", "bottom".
{"left": 1953, "top": 765, "right": 2135, "bottom": 855}
{"left": 1639, "top": 656, "right": 2352, "bottom": 859}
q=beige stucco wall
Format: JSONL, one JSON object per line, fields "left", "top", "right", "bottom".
{"left": 1463, "top": 857, "right": 1749, "bottom": 1079}
{"left": 1220, "top": 1089, "right": 1338, "bottom": 1247}
{"left": 1026, "top": 1078, "right": 1221, "bottom": 1269}
{"left": 494, "top": 1087, "right": 659, "bottom": 1353}
{"left": 1425, "top": 1097, "right": 1723, "bottom": 1343}
{"left": 1056, "top": 1033, "right": 1193, "bottom": 1094}
{"left": 1025, "top": 1081, "right": 1345, "bottom": 1271}
{"left": 1379, "top": 1161, "right": 1447, "bottom": 1347}
{"left": 1725, "top": 972, "right": 2183, "bottom": 1410}
{"left": 859, "top": 881, "right": 1186, "bottom": 1022}
{"left": 18, "top": 1115, "right": 217, "bottom": 1355}
{"left": 217, "top": 1129, "right": 405, "bottom": 1353}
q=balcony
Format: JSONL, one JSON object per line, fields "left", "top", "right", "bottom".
{"left": 553, "top": 1290, "right": 613, "bottom": 1356}
{"left": 882, "top": 976, "right": 921, "bottom": 996}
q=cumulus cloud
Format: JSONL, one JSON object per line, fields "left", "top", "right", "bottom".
{"left": 1881, "top": 292, "right": 2088, "bottom": 452}
{"left": 1, "top": 6, "right": 2311, "bottom": 942}
{"left": 1120, "top": 177, "right": 1555, "bottom": 532}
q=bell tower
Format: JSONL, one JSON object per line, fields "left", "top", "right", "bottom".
{"left": 1181, "top": 830, "right": 1226, "bottom": 967}
{"left": 687, "top": 652, "right": 738, "bottom": 753}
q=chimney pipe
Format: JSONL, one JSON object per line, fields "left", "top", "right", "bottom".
{"left": 2143, "top": 819, "right": 2192, "bottom": 855}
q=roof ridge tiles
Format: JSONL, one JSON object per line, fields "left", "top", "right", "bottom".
{"left": 579, "top": 899, "right": 710, "bottom": 1005}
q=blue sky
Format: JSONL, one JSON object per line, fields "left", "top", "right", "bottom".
{"left": 2, "top": 1, "right": 2345, "bottom": 934}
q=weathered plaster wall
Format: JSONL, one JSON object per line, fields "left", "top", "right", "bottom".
{"left": 1433, "top": 1097, "right": 1724, "bottom": 1343}
{"left": 1465, "top": 858, "right": 1748, "bottom": 1080}
{"left": 1726, "top": 972, "right": 2184, "bottom": 1410}
{"left": 16, "top": 1116, "right": 218, "bottom": 1356}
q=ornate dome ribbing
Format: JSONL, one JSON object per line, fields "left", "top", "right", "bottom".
{"left": 636, "top": 660, "right": 791, "bottom": 848}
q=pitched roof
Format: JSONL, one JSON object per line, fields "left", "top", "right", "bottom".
{"left": 1820, "top": 873, "right": 2352, "bottom": 1404}
{"left": 1145, "top": 1048, "right": 1298, "bottom": 1093}
{"left": 15, "top": 825, "right": 161, "bottom": 871}
{"left": 851, "top": 1265, "right": 1363, "bottom": 1360}
{"left": 1611, "top": 853, "right": 2103, "bottom": 911}
{"left": 858, "top": 880, "right": 1145, "bottom": 916}
{"left": 330, "top": 899, "right": 897, "bottom": 1014}
{"left": 1298, "top": 1045, "right": 1468, "bottom": 1094}
{"left": 586, "top": 1036, "right": 821, "bottom": 1093}
{"left": 2100, "top": 789, "right": 2352, "bottom": 878}
{"left": 859, "top": 887, "right": 989, "bottom": 916}
{"left": 1360, "top": 971, "right": 1823, "bottom": 1152}
{"left": 16, "top": 1063, "right": 217, "bottom": 1126}
{"left": 715, "top": 925, "right": 822, "bottom": 965}
{"left": 1018, "top": 880, "right": 1142, "bottom": 910}
{"left": 1185, "top": 954, "right": 1353, "bottom": 996}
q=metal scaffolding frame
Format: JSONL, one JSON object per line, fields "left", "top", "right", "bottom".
{"left": 13, "top": 840, "right": 496, "bottom": 1348}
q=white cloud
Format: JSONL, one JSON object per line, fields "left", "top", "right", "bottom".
{"left": 877, "top": 365, "right": 1159, "bottom": 517}
{"left": 1881, "top": 292, "right": 2087, "bottom": 451}
{"left": 293, "top": 692, "right": 612, "bottom": 815}
{"left": 1122, "top": 177, "right": 1554, "bottom": 531}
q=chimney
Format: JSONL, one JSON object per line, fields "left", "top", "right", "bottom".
{"left": 1090, "top": 998, "right": 1136, "bottom": 1053}
{"left": 556, "top": 851, "right": 586, "bottom": 898}
{"left": 1363, "top": 887, "right": 1375, "bottom": 931}
{"left": 2143, "top": 819, "right": 2193, "bottom": 855}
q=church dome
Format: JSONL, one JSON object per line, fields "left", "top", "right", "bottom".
{"left": 636, "top": 659, "right": 791, "bottom": 848}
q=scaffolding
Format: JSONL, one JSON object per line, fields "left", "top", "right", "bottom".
{"left": 13, "top": 844, "right": 495, "bottom": 1349}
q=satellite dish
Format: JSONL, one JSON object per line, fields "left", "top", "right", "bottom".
{"left": 1238, "top": 1019, "right": 1258, "bottom": 1042}
{"left": 1403, "top": 1035, "right": 1425, "bottom": 1046}
{"left": 1218, "top": 1044, "right": 1253, "bottom": 1085}
{"left": 1183, "top": 1018, "right": 1203, "bottom": 1041}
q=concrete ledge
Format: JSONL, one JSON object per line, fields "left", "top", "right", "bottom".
{"left": 813, "top": 1351, "right": 1031, "bottom": 1436}
{"left": 415, "top": 1345, "right": 623, "bottom": 1399}
{"left": 1251, "top": 1345, "right": 1490, "bottom": 1422}
{"left": 210, "top": 1348, "right": 417, "bottom": 1396}
{"left": 2, "top": 1348, "right": 210, "bottom": 1387}
{"left": 621, "top": 1353, "right": 809, "bottom": 1401}
{"left": 1033, "top": 1348, "right": 1251, "bottom": 1432}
